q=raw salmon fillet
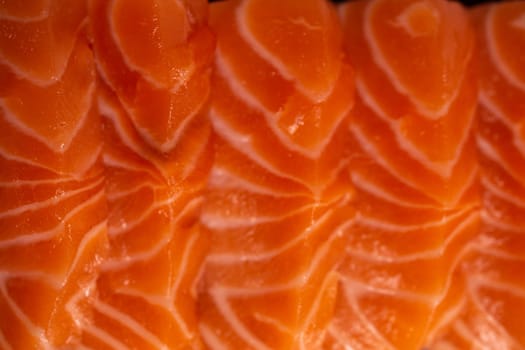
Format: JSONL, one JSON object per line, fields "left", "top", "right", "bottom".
{"left": 429, "top": 3, "right": 525, "bottom": 349}
{"left": 325, "top": 1, "right": 479, "bottom": 349}
{"left": 0, "top": 0, "right": 108, "bottom": 348}
{"left": 198, "top": 0, "right": 355, "bottom": 348}
{"left": 82, "top": 0, "right": 215, "bottom": 348}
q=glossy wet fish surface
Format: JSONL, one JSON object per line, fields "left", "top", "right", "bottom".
{"left": 0, "top": 0, "right": 524, "bottom": 349}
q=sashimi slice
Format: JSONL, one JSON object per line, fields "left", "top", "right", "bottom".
{"left": 0, "top": 2, "right": 108, "bottom": 347}
{"left": 198, "top": 0, "right": 355, "bottom": 349}
{"left": 326, "top": 1, "right": 479, "bottom": 349}
{"left": 90, "top": 0, "right": 214, "bottom": 154}
{"left": 428, "top": 3, "right": 525, "bottom": 349}
{"left": 83, "top": 0, "right": 214, "bottom": 348}
{"left": 0, "top": 0, "right": 87, "bottom": 85}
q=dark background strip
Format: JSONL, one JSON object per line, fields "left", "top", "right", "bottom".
{"left": 208, "top": 0, "right": 499, "bottom": 5}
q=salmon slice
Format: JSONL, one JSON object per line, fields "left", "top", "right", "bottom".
{"left": 0, "top": 1, "right": 108, "bottom": 348}
{"left": 90, "top": 0, "right": 214, "bottom": 154}
{"left": 325, "top": 1, "right": 479, "bottom": 349}
{"left": 198, "top": 0, "right": 354, "bottom": 348}
{"left": 83, "top": 0, "right": 214, "bottom": 348}
{"left": 0, "top": 0, "right": 88, "bottom": 85}
{"left": 429, "top": 3, "right": 525, "bottom": 349}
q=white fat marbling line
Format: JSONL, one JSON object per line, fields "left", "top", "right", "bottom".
{"left": 344, "top": 213, "right": 480, "bottom": 267}
{"left": 350, "top": 122, "right": 472, "bottom": 207}
{"left": 208, "top": 166, "right": 306, "bottom": 198}
{"left": 102, "top": 152, "right": 143, "bottom": 172}
{"left": 339, "top": 280, "right": 397, "bottom": 350}
{"left": 98, "top": 95, "right": 161, "bottom": 177}
{"left": 209, "top": 272, "right": 311, "bottom": 300}
{"left": 478, "top": 91, "right": 525, "bottom": 157}
{"left": 512, "top": 12, "right": 525, "bottom": 30}
{"left": 426, "top": 243, "right": 478, "bottom": 329}
{"left": 236, "top": 0, "right": 335, "bottom": 103}
{"left": 441, "top": 209, "right": 479, "bottom": 251}
{"left": 429, "top": 215, "right": 479, "bottom": 299}
{"left": 350, "top": 171, "right": 435, "bottom": 209}
{"left": 482, "top": 176, "right": 525, "bottom": 210}
{"left": 201, "top": 199, "right": 331, "bottom": 230}
{"left": 363, "top": 0, "right": 468, "bottom": 119}
{"left": 65, "top": 278, "right": 96, "bottom": 329}
{"left": 425, "top": 297, "right": 467, "bottom": 345}
{"left": 301, "top": 220, "right": 348, "bottom": 282}
{"left": 477, "top": 135, "right": 525, "bottom": 187}
{"left": 108, "top": 0, "right": 195, "bottom": 91}
{"left": 0, "top": 137, "right": 102, "bottom": 180}
{"left": 355, "top": 205, "right": 473, "bottom": 233}
{"left": 481, "top": 209, "right": 525, "bottom": 233}
{"left": 466, "top": 281, "right": 523, "bottom": 349}
{"left": 191, "top": 254, "right": 205, "bottom": 300}
{"left": 472, "top": 276, "right": 525, "bottom": 305}
{"left": 253, "top": 312, "right": 292, "bottom": 336}
{"left": 0, "top": 80, "right": 94, "bottom": 154}
{"left": 150, "top": 88, "right": 206, "bottom": 155}
{"left": 102, "top": 151, "right": 159, "bottom": 183}
{"left": 166, "top": 227, "right": 200, "bottom": 337}
{"left": 215, "top": 48, "right": 348, "bottom": 160}
{"left": 210, "top": 107, "right": 311, "bottom": 190}
{"left": 0, "top": 282, "right": 48, "bottom": 348}
{"left": 450, "top": 320, "right": 486, "bottom": 349}
{"left": 210, "top": 285, "right": 272, "bottom": 350}
{"left": 297, "top": 272, "right": 338, "bottom": 348}
{"left": 201, "top": 220, "right": 347, "bottom": 332}
{"left": 199, "top": 323, "right": 230, "bottom": 350}
{"left": 211, "top": 107, "right": 344, "bottom": 196}
{"left": 356, "top": 77, "right": 474, "bottom": 179}
{"left": 0, "top": 176, "right": 91, "bottom": 188}
{"left": 0, "top": 176, "right": 103, "bottom": 219}
{"left": 0, "top": 328, "right": 12, "bottom": 350}
{"left": 343, "top": 244, "right": 441, "bottom": 264}
{"left": 0, "top": 189, "right": 105, "bottom": 249}
{"left": 206, "top": 213, "right": 352, "bottom": 265}
{"left": 93, "top": 300, "right": 168, "bottom": 350}
{"left": 390, "top": 1, "right": 439, "bottom": 38}
{"left": 100, "top": 93, "right": 153, "bottom": 155}
{"left": 486, "top": 6, "right": 525, "bottom": 93}
{"left": 337, "top": 3, "right": 348, "bottom": 25}
{"left": 74, "top": 144, "right": 104, "bottom": 178}
{"left": 61, "top": 220, "right": 106, "bottom": 287}
{"left": 104, "top": 229, "right": 171, "bottom": 270}
{"left": 208, "top": 151, "right": 348, "bottom": 205}
{"left": 106, "top": 182, "right": 158, "bottom": 202}
{"left": 0, "top": 146, "right": 59, "bottom": 174}
{"left": 107, "top": 192, "right": 180, "bottom": 236}
{"left": 0, "top": 271, "right": 60, "bottom": 289}
{"left": 178, "top": 124, "right": 211, "bottom": 180}
{"left": 107, "top": 11, "right": 206, "bottom": 153}
{"left": 75, "top": 345, "right": 95, "bottom": 350}
{"left": 83, "top": 323, "right": 129, "bottom": 350}
{"left": 99, "top": 78, "right": 205, "bottom": 165}
{"left": 346, "top": 212, "right": 478, "bottom": 339}
{"left": 478, "top": 91, "right": 515, "bottom": 132}
{"left": 113, "top": 284, "right": 193, "bottom": 340}
{"left": 103, "top": 196, "right": 202, "bottom": 271}
{"left": 0, "top": 45, "right": 71, "bottom": 90}
{"left": 326, "top": 323, "right": 354, "bottom": 350}
{"left": 475, "top": 243, "right": 525, "bottom": 261}
{"left": 339, "top": 274, "right": 435, "bottom": 305}
{"left": 206, "top": 217, "right": 345, "bottom": 336}
{"left": 210, "top": 108, "right": 290, "bottom": 186}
